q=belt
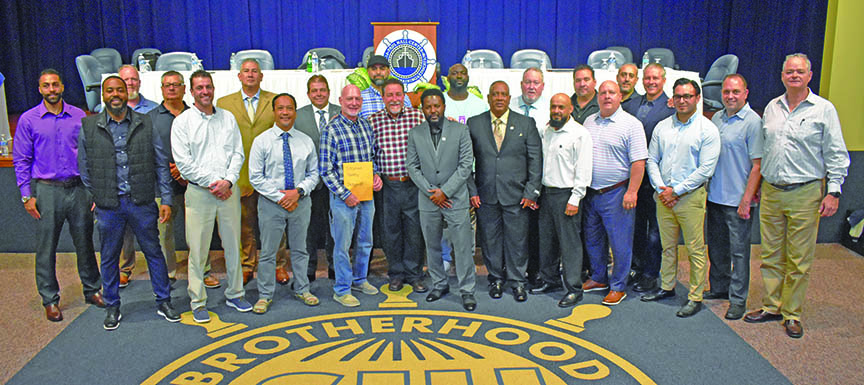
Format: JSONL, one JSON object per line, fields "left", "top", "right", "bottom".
{"left": 588, "top": 179, "right": 628, "bottom": 195}
{"left": 386, "top": 175, "right": 411, "bottom": 182}
{"left": 769, "top": 179, "right": 819, "bottom": 191}
{"left": 35, "top": 177, "right": 81, "bottom": 188}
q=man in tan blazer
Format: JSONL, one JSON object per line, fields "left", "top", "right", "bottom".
{"left": 216, "top": 58, "right": 277, "bottom": 285}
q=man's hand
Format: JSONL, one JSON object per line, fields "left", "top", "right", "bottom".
{"left": 209, "top": 180, "right": 233, "bottom": 200}
{"left": 240, "top": 186, "right": 255, "bottom": 198}
{"left": 428, "top": 189, "right": 452, "bottom": 208}
{"left": 344, "top": 193, "right": 360, "bottom": 208}
{"left": 521, "top": 198, "right": 538, "bottom": 210}
{"left": 658, "top": 187, "right": 678, "bottom": 208}
{"left": 158, "top": 205, "right": 172, "bottom": 223}
{"left": 470, "top": 195, "right": 481, "bottom": 208}
{"left": 737, "top": 198, "right": 752, "bottom": 219}
{"left": 622, "top": 191, "right": 638, "bottom": 210}
{"left": 24, "top": 198, "right": 40, "bottom": 220}
{"left": 565, "top": 203, "right": 579, "bottom": 216}
{"left": 169, "top": 163, "right": 184, "bottom": 181}
{"left": 278, "top": 189, "right": 301, "bottom": 212}
{"left": 819, "top": 195, "right": 839, "bottom": 217}
{"left": 373, "top": 174, "right": 383, "bottom": 192}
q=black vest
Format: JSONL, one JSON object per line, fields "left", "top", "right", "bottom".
{"left": 81, "top": 110, "right": 157, "bottom": 208}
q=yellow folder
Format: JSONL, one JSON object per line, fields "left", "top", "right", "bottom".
{"left": 343, "top": 161, "right": 373, "bottom": 201}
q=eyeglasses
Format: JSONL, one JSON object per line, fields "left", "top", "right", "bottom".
{"left": 162, "top": 82, "right": 184, "bottom": 88}
{"left": 672, "top": 94, "right": 696, "bottom": 101}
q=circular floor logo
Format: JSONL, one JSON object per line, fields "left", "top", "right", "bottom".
{"left": 376, "top": 29, "right": 437, "bottom": 89}
{"left": 143, "top": 307, "right": 655, "bottom": 384}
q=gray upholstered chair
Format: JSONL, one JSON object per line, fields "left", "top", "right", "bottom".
{"left": 605, "top": 46, "right": 634, "bottom": 64}
{"left": 643, "top": 48, "right": 677, "bottom": 69}
{"left": 131, "top": 48, "right": 161, "bottom": 66}
{"left": 462, "top": 49, "right": 504, "bottom": 69}
{"left": 155, "top": 52, "right": 199, "bottom": 71}
{"left": 75, "top": 54, "right": 105, "bottom": 112}
{"left": 299, "top": 48, "right": 349, "bottom": 69}
{"left": 702, "top": 54, "right": 739, "bottom": 111}
{"left": 510, "top": 49, "right": 552, "bottom": 69}
{"left": 587, "top": 50, "right": 627, "bottom": 70}
{"left": 231, "top": 49, "right": 275, "bottom": 70}
{"left": 357, "top": 46, "right": 374, "bottom": 67}
{"left": 90, "top": 48, "right": 122, "bottom": 73}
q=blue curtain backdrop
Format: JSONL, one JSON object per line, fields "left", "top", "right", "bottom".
{"left": 0, "top": 0, "right": 828, "bottom": 114}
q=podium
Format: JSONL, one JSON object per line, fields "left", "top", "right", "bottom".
{"left": 371, "top": 22, "right": 439, "bottom": 103}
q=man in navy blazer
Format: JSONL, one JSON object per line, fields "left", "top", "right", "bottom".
{"left": 468, "top": 81, "right": 543, "bottom": 302}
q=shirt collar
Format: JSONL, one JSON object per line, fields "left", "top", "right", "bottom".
{"left": 672, "top": 113, "right": 696, "bottom": 128}
{"left": 491, "top": 109, "right": 510, "bottom": 125}
{"left": 593, "top": 106, "right": 622, "bottom": 123}
{"left": 104, "top": 108, "right": 132, "bottom": 125}
{"left": 313, "top": 104, "right": 329, "bottom": 115}
{"left": 720, "top": 103, "right": 752, "bottom": 123}
{"left": 641, "top": 92, "right": 667, "bottom": 107}
{"left": 37, "top": 101, "right": 71, "bottom": 118}
{"left": 243, "top": 89, "right": 261, "bottom": 102}
{"left": 779, "top": 88, "right": 816, "bottom": 111}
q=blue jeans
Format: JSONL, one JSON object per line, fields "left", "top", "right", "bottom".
{"left": 96, "top": 196, "right": 170, "bottom": 307}
{"left": 329, "top": 194, "right": 375, "bottom": 296}
{"left": 584, "top": 185, "right": 636, "bottom": 291}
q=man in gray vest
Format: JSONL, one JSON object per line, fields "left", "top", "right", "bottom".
{"left": 78, "top": 76, "right": 180, "bottom": 330}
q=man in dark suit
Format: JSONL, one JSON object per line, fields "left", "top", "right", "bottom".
{"left": 468, "top": 81, "right": 543, "bottom": 302}
{"left": 407, "top": 89, "right": 477, "bottom": 311}
{"left": 294, "top": 75, "right": 340, "bottom": 283}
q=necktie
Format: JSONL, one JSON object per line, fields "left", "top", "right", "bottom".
{"left": 522, "top": 104, "right": 532, "bottom": 116}
{"left": 317, "top": 110, "right": 327, "bottom": 132}
{"left": 493, "top": 118, "right": 504, "bottom": 150}
{"left": 245, "top": 97, "right": 256, "bottom": 122}
{"left": 281, "top": 132, "right": 295, "bottom": 190}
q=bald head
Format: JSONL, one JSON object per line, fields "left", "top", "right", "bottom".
{"left": 598, "top": 80, "right": 622, "bottom": 117}
{"left": 549, "top": 93, "right": 572, "bottom": 129}
{"left": 447, "top": 63, "right": 469, "bottom": 92}
{"left": 339, "top": 85, "right": 362, "bottom": 120}
{"left": 616, "top": 63, "right": 639, "bottom": 97}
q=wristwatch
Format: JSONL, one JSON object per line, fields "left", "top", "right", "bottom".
{"left": 21, "top": 195, "right": 31, "bottom": 203}
{"left": 828, "top": 191, "right": 841, "bottom": 198}
{"left": 298, "top": 188, "right": 306, "bottom": 197}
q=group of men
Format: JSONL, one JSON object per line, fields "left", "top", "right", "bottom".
{"left": 14, "top": 53, "right": 848, "bottom": 338}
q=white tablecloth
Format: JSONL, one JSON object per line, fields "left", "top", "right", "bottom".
{"left": 122, "top": 67, "right": 701, "bottom": 112}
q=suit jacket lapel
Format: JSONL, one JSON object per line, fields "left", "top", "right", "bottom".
{"left": 499, "top": 111, "right": 517, "bottom": 152}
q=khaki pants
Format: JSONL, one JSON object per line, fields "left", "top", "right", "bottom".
{"left": 656, "top": 186, "right": 708, "bottom": 301}
{"left": 758, "top": 180, "right": 821, "bottom": 321}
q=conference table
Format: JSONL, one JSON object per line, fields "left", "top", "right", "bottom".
{"left": 124, "top": 67, "right": 701, "bottom": 112}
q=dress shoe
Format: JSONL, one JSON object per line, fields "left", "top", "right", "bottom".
{"left": 157, "top": 301, "right": 181, "bottom": 322}
{"left": 784, "top": 320, "right": 804, "bottom": 338}
{"left": 558, "top": 292, "right": 583, "bottom": 308}
{"left": 388, "top": 278, "right": 404, "bottom": 292}
{"left": 743, "top": 309, "right": 783, "bottom": 323}
{"left": 602, "top": 290, "right": 627, "bottom": 306}
{"left": 676, "top": 300, "right": 702, "bottom": 317}
{"left": 529, "top": 281, "right": 563, "bottom": 294}
{"left": 702, "top": 290, "right": 729, "bottom": 300}
{"left": 410, "top": 280, "right": 428, "bottom": 293}
{"left": 488, "top": 281, "right": 504, "bottom": 299}
{"left": 203, "top": 275, "right": 221, "bottom": 289}
{"left": 85, "top": 292, "right": 106, "bottom": 308}
{"left": 119, "top": 273, "right": 130, "bottom": 288}
{"left": 243, "top": 271, "right": 254, "bottom": 285}
{"left": 581, "top": 279, "right": 609, "bottom": 293}
{"left": 513, "top": 285, "right": 528, "bottom": 302}
{"left": 633, "top": 276, "right": 658, "bottom": 292}
{"left": 462, "top": 294, "right": 477, "bottom": 311}
{"left": 275, "top": 267, "right": 290, "bottom": 285}
{"left": 725, "top": 304, "right": 746, "bottom": 320}
{"left": 103, "top": 306, "right": 122, "bottom": 331}
{"left": 45, "top": 304, "right": 63, "bottom": 322}
{"left": 426, "top": 287, "right": 449, "bottom": 302}
{"left": 640, "top": 288, "right": 675, "bottom": 302}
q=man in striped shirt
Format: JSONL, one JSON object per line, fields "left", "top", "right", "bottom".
{"left": 319, "top": 85, "right": 384, "bottom": 307}
{"left": 581, "top": 81, "right": 648, "bottom": 306}
{"left": 367, "top": 79, "right": 427, "bottom": 293}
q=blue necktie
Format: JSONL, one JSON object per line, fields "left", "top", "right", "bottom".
{"left": 523, "top": 104, "right": 532, "bottom": 116}
{"left": 281, "top": 132, "right": 295, "bottom": 190}
{"left": 317, "top": 110, "right": 327, "bottom": 132}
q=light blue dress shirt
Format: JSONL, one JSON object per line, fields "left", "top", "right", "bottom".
{"left": 707, "top": 103, "right": 763, "bottom": 206}
{"left": 647, "top": 114, "right": 720, "bottom": 196}
{"left": 248, "top": 125, "right": 319, "bottom": 204}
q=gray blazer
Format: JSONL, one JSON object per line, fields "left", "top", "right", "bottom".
{"left": 294, "top": 103, "right": 340, "bottom": 189}
{"left": 467, "top": 110, "right": 543, "bottom": 205}
{"left": 406, "top": 120, "right": 474, "bottom": 212}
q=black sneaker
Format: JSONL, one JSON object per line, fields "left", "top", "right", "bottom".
{"left": 104, "top": 307, "right": 122, "bottom": 331}
{"left": 158, "top": 301, "right": 181, "bottom": 322}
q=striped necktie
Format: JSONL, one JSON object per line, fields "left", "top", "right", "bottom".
{"left": 281, "top": 132, "right": 295, "bottom": 190}
{"left": 317, "top": 110, "right": 327, "bottom": 132}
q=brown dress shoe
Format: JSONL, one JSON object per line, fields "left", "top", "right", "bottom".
{"left": 582, "top": 279, "right": 609, "bottom": 292}
{"left": 275, "top": 267, "right": 290, "bottom": 285}
{"left": 602, "top": 290, "right": 627, "bottom": 305}
{"left": 119, "top": 273, "right": 130, "bottom": 288}
{"left": 743, "top": 309, "right": 783, "bottom": 323}
{"left": 85, "top": 292, "right": 107, "bottom": 308}
{"left": 243, "top": 271, "right": 254, "bottom": 285}
{"left": 203, "top": 275, "right": 221, "bottom": 289}
{"left": 45, "top": 304, "right": 63, "bottom": 322}
{"left": 784, "top": 320, "right": 804, "bottom": 338}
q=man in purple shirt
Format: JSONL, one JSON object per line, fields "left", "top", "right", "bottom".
{"left": 12, "top": 69, "right": 105, "bottom": 322}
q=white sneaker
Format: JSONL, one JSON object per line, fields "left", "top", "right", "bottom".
{"left": 351, "top": 281, "right": 379, "bottom": 295}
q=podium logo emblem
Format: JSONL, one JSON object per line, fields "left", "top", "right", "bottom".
{"left": 376, "top": 29, "right": 437, "bottom": 89}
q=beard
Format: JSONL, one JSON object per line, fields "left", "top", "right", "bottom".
{"left": 549, "top": 116, "right": 568, "bottom": 128}
{"left": 105, "top": 99, "right": 127, "bottom": 117}
{"left": 43, "top": 92, "right": 62, "bottom": 105}
{"left": 372, "top": 78, "right": 386, "bottom": 87}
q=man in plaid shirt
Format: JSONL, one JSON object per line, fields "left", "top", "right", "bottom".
{"left": 367, "top": 78, "right": 428, "bottom": 294}
{"left": 319, "top": 84, "right": 384, "bottom": 307}
{"left": 359, "top": 55, "right": 411, "bottom": 119}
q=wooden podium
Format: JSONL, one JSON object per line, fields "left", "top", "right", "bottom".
{"left": 371, "top": 22, "right": 439, "bottom": 105}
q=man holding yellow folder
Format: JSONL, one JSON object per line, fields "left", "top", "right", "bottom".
{"left": 319, "top": 85, "right": 383, "bottom": 307}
